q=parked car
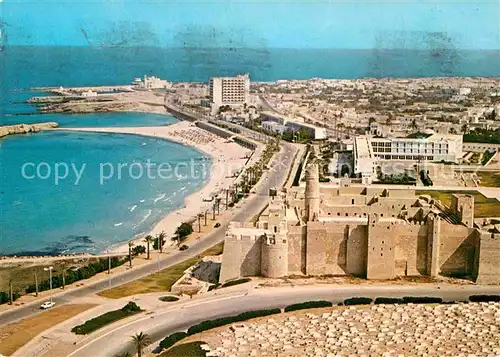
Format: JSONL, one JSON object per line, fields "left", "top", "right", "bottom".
{"left": 40, "top": 301, "right": 55, "bottom": 309}
{"left": 179, "top": 244, "right": 189, "bottom": 251}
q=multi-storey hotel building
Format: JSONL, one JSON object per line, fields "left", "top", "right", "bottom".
{"left": 209, "top": 74, "right": 250, "bottom": 112}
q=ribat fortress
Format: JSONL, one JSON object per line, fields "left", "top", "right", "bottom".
{"left": 219, "top": 163, "right": 500, "bottom": 284}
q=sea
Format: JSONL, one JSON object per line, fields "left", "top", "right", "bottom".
{"left": 1, "top": 46, "right": 500, "bottom": 255}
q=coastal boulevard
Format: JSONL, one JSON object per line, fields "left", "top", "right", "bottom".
{"left": 62, "top": 284, "right": 500, "bottom": 357}
{"left": 0, "top": 140, "right": 298, "bottom": 327}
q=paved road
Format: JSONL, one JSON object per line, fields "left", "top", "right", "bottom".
{"left": 0, "top": 141, "right": 297, "bottom": 326}
{"left": 66, "top": 284, "right": 500, "bottom": 357}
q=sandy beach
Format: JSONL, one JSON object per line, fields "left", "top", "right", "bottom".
{"left": 60, "top": 121, "right": 254, "bottom": 253}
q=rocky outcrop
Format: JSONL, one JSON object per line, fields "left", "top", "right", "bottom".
{"left": 0, "top": 122, "right": 58, "bottom": 138}
{"left": 39, "top": 101, "right": 139, "bottom": 114}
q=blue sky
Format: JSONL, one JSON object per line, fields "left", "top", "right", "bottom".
{"left": 1, "top": 0, "right": 499, "bottom": 49}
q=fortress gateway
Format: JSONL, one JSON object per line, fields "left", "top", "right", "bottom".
{"left": 219, "top": 164, "right": 500, "bottom": 284}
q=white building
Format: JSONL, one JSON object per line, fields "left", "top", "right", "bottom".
{"left": 209, "top": 74, "right": 250, "bottom": 113}
{"left": 262, "top": 121, "right": 286, "bottom": 134}
{"left": 353, "top": 134, "right": 464, "bottom": 181}
{"left": 285, "top": 120, "right": 327, "bottom": 140}
{"left": 144, "top": 75, "right": 169, "bottom": 89}
{"left": 81, "top": 89, "right": 97, "bottom": 98}
{"left": 133, "top": 75, "right": 170, "bottom": 90}
{"left": 370, "top": 134, "right": 463, "bottom": 162}
{"left": 260, "top": 111, "right": 327, "bottom": 140}
{"left": 353, "top": 136, "right": 376, "bottom": 184}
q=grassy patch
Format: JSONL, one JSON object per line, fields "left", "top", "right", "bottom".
{"left": 416, "top": 190, "right": 500, "bottom": 218}
{"left": 159, "top": 341, "right": 207, "bottom": 357}
{"left": 0, "top": 304, "right": 95, "bottom": 356}
{"left": 0, "top": 256, "right": 127, "bottom": 300}
{"left": 98, "top": 242, "right": 224, "bottom": 299}
{"left": 476, "top": 172, "right": 500, "bottom": 188}
{"left": 0, "top": 261, "right": 71, "bottom": 293}
{"left": 71, "top": 301, "right": 141, "bottom": 335}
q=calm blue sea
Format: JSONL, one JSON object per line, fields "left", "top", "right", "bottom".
{"left": 1, "top": 46, "right": 500, "bottom": 255}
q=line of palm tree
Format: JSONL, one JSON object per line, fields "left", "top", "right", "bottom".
{"left": 131, "top": 332, "right": 151, "bottom": 357}
{"left": 143, "top": 235, "right": 153, "bottom": 260}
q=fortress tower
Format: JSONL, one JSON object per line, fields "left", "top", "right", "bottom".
{"left": 305, "top": 163, "right": 320, "bottom": 221}
{"left": 451, "top": 194, "right": 474, "bottom": 228}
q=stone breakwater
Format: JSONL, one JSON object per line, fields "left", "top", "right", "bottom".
{"left": 0, "top": 122, "right": 58, "bottom": 138}
{"left": 200, "top": 302, "right": 500, "bottom": 357}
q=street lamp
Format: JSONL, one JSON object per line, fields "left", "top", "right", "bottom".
{"left": 107, "top": 250, "right": 112, "bottom": 288}
{"left": 44, "top": 266, "right": 54, "bottom": 302}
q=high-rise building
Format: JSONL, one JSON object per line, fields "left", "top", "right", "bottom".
{"left": 209, "top": 74, "right": 250, "bottom": 112}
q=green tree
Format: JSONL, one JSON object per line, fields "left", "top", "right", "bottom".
{"left": 131, "top": 332, "right": 151, "bottom": 357}
{"left": 175, "top": 222, "right": 193, "bottom": 242}
{"left": 128, "top": 242, "right": 134, "bottom": 268}
{"left": 143, "top": 235, "right": 153, "bottom": 260}
{"left": 461, "top": 123, "right": 469, "bottom": 134}
{"left": 410, "top": 118, "right": 418, "bottom": 131}
{"left": 156, "top": 231, "right": 167, "bottom": 253}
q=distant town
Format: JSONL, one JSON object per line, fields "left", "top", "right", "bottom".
{"left": 30, "top": 73, "right": 500, "bottom": 189}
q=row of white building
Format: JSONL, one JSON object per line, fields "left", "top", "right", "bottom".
{"left": 260, "top": 111, "right": 327, "bottom": 140}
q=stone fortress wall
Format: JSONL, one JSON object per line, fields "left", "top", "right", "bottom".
{"left": 219, "top": 164, "right": 500, "bottom": 284}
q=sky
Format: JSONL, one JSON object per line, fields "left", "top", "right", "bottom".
{"left": 1, "top": 0, "right": 499, "bottom": 49}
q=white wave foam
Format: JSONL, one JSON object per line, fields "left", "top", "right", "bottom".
{"left": 154, "top": 193, "right": 166, "bottom": 203}
{"left": 140, "top": 199, "right": 145, "bottom": 203}
{"left": 129, "top": 205, "right": 137, "bottom": 212}
{"left": 133, "top": 209, "right": 152, "bottom": 229}
{"left": 114, "top": 222, "right": 123, "bottom": 227}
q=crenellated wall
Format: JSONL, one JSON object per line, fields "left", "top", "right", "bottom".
{"left": 306, "top": 221, "right": 348, "bottom": 275}
{"left": 287, "top": 224, "right": 307, "bottom": 274}
{"left": 438, "top": 222, "right": 476, "bottom": 277}
{"left": 220, "top": 179, "right": 499, "bottom": 284}
{"left": 473, "top": 232, "right": 500, "bottom": 285}
{"left": 346, "top": 225, "right": 368, "bottom": 276}
{"left": 366, "top": 214, "right": 397, "bottom": 279}
{"left": 261, "top": 235, "right": 288, "bottom": 278}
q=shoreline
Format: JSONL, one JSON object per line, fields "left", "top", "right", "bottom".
{"left": 0, "top": 106, "right": 251, "bottom": 259}
{"left": 57, "top": 121, "right": 253, "bottom": 253}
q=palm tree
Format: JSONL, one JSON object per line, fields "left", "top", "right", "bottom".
{"left": 197, "top": 213, "right": 203, "bottom": 233}
{"left": 143, "top": 235, "right": 153, "bottom": 260}
{"left": 128, "top": 242, "right": 135, "bottom": 268}
{"left": 461, "top": 123, "right": 469, "bottom": 134}
{"left": 156, "top": 231, "right": 167, "bottom": 253}
{"left": 131, "top": 332, "right": 151, "bottom": 357}
{"left": 410, "top": 118, "right": 418, "bottom": 131}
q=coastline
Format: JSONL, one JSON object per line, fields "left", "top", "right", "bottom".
{"left": 58, "top": 120, "right": 253, "bottom": 253}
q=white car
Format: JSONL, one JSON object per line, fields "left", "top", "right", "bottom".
{"left": 40, "top": 301, "right": 55, "bottom": 309}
